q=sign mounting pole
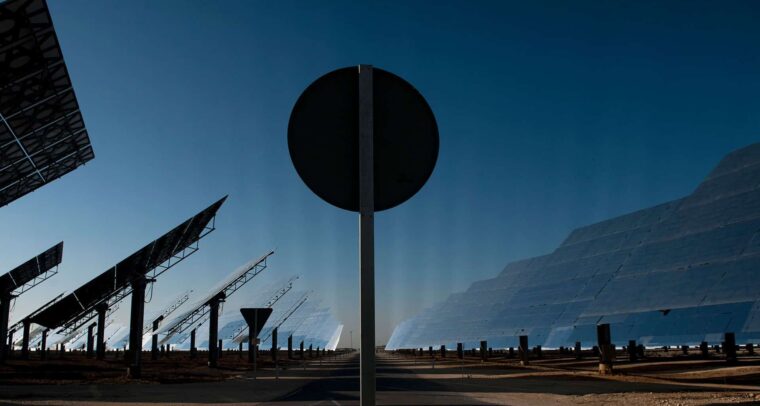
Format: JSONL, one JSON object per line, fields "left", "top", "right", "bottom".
{"left": 288, "top": 64, "right": 437, "bottom": 406}
{"left": 358, "top": 64, "right": 376, "bottom": 406}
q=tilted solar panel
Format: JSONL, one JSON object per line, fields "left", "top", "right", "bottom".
{"left": 0, "top": 0, "right": 94, "bottom": 207}
{"left": 0, "top": 241, "right": 62, "bottom": 294}
{"left": 30, "top": 197, "right": 227, "bottom": 329}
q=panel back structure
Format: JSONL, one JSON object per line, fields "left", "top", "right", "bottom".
{"left": 388, "top": 143, "right": 760, "bottom": 350}
{"left": 157, "top": 250, "right": 274, "bottom": 366}
{"left": 0, "top": 241, "right": 62, "bottom": 360}
{"left": 30, "top": 197, "right": 226, "bottom": 333}
{"left": 0, "top": 0, "right": 94, "bottom": 207}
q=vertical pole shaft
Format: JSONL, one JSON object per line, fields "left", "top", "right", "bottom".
{"left": 190, "top": 329, "right": 196, "bottom": 358}
{"left": 288, "top": 335, "right": 293, "bottom": 359}
{"left": 519, "top": 335, "right": 529, "bottom": 366}
{"left": 251, "top": 314, "right": 258, "bottom": 370}
{"left": 21, "top": 320, "right": 30, "bottom": 359}
{"left": 86, "top": 323, "right": 95, "bottom": 358}
{"left": 358, "top": 63, "right": 375, "bottom": 406}
{"left": 96, "top": 304, "right": 107, "bottom": 360}
{"left": 0, "top": 293, "right": 10, "bottom": 363}
{"left": 128, "top": 276, "right": 147, "bottom": 378}
{"left": 597, "top": 323, "right": 613, "bottom": 374}
{"left": 152, "top": 319, "right": 160, "bottom": 360}
{"left": 628, "top": 340, "right": 637, "bottom": 361}
{"left": 41, "top": 329, "right": 48, "bottom": 360}
{"left": 208, "top": 298, "right": 220, "bottom": 368}
{"left": 725, "top": 332, "right": 737, "bottom": 363}
{"left": 271, "top": 327, "right": 278, "bottom": 362}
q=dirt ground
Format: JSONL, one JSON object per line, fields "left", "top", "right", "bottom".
{"left": 0, "top": 348, "right": 758, "bottom": 405}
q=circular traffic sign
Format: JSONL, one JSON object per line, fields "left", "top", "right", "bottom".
{"left": 288, "top": 66, "right": 439, "bottom": 212}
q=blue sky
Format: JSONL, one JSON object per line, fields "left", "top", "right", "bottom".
{"left": 1, "top": 0, "right": 759, "bottom": 345}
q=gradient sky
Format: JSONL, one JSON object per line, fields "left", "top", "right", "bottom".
{"left": 1, "top": 0, "right": 759, "bottom": 346}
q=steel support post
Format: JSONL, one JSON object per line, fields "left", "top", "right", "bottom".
{"left": 519, "top": 335, "right": 529, "bottom": 366}
{"left": 96, "top": 303, "right": 108, "bottom": 360}
{"left": 358, "top": 63, "right": 376, "bottom": 406}
{"left": 41, "top": 329, "right": 48, "bottom": 360}
{"left": 700, "top": 341, "right": 709, "bottom": 358}
{"left": 480, "top": 340, "right": 487, "bottom": 361}
{"left": 0, "top": 292, "right": 10, "bottom": 363}
{"left": 6, "top": 329, "right": 14, "bottom": 360}
{"left": 127, "top": 276, "right": 148, "bottom": 378}
{"left": 151, "top": 318, "right": 161, "bottom": 360}
{"left": 208, "top": 295, "right": 223, "bottom": 368}
{"left": 300, "top": 341, "right": 304, "bottom": 359}
{"left": 725, "top": 332, "right": 737, "bottom": 364}
{"left": 628, "top": 340, "right": 637, "bottom": 361}
{"left": 86, "top": 322, "right": 96, "bottom": 358}
{"left": 190, "top": 329, "right": 197, "bottom": 358}
{"left": 288, "top": 335, "right": 293, "bottom": 359}
{"left": 21, "top": 320, "right": 31, "bottom": 359}
{"left": 456, "top": 342, "right": 463, "bottom": 359}
{"left": 597, "top": 324, "right": 613, "bottom": 374}
{"left": 271, "top": 327, "right": 278, "bottom": 362}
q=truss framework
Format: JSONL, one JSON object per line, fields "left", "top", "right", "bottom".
{"left": 0, "top": 0, "right": 95, "bottom": 207}
{"left": 14, "top": 265, "right": 58, "bottom": 296}
{"left": 241, "top": 293, "right": 309, "bottom": 345}
{"left": 141, "top": 290, "right": 191, "bottom": 336}
{"left": 58, "top": 237, "right": 210, "bottom": 336}
{"left": 228, "top": 276, "right": 298, "bottom": 342}
{"left": 160, "top": 251, "right": 274, "bottom": 345}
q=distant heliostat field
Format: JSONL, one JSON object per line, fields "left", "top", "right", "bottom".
{"left": 389, "top": 143, "right": 760, "bottom": 350}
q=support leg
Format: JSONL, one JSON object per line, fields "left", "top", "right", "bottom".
{"left": 96, "top": 303, "right": 108, "bottom": 360}
{"left": 21, "top": 320, "right": 31, "bottom": 359}
{"left": 127, "top": 276, "right": 148, "bottom": 378}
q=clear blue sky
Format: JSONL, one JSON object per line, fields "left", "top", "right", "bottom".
{"left": 1, "top": 0, "right": 759, "bottom": 346}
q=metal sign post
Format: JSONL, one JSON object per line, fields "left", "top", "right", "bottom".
{"left": 358, "top": 64, "right": 376, "bottom": 405}
{"left": 252, "top": 314, "right": 257, "bottom": 377}
{"left": 288, "top": 64, "right": 438, "bottom": 406}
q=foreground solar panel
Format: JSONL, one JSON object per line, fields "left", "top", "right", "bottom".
{"left": 30, "top": 196, "right": 227, "bottom": 332}
{"left": 0, "top": 0, "right": 94, "bottom": 207}
{"left": 388, "top": 143, "right": 760, "bottom": 350}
